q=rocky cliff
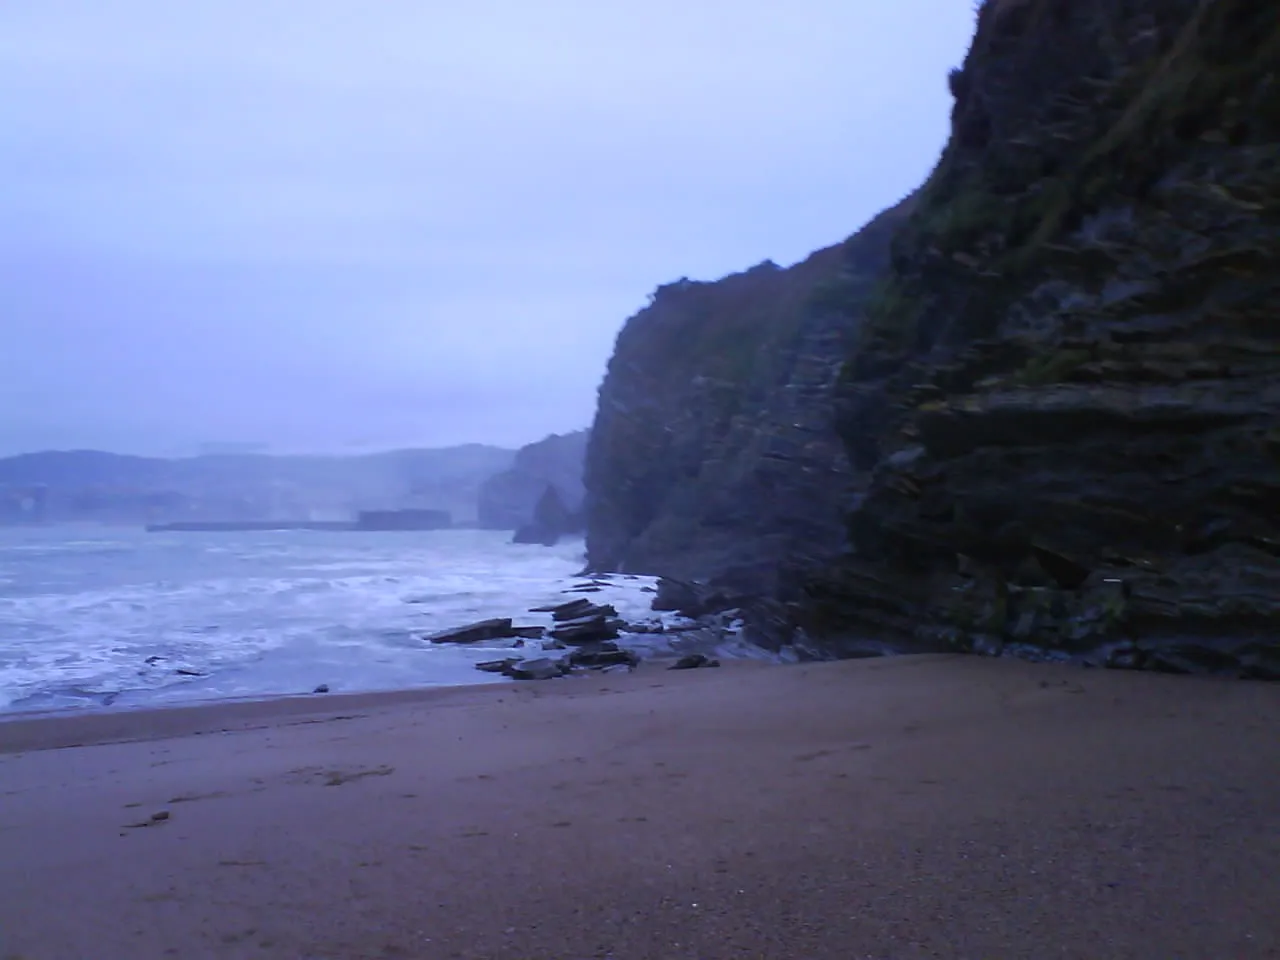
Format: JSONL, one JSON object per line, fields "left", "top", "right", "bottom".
{"left": 477, "top": 430, "right": 589, "bottom": 531}
{"left": 799, "top": 0, "right": 1280, "bottom": 677}
{"left": 585, "top": 202, "right": 910, "bottom": 599}
{"left": 586, "top": 0, "right": 1280, "bottom": 678}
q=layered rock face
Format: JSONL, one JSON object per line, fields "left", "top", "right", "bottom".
{"left": 585, "top": 0, "right": 1279, "bottom": 678}
{"left": 477, "top": 430, "right": 589, "bottom": 531}
{"left": 585, "top": 203, "right": 910, "bottom": 598}
{"left": 801, "top": 0, "right": 1280, "bottom": 676}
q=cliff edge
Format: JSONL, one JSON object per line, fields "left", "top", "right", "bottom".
{"left": 585, "top": 0, "right": 1279, "bottom": 678}
{"left": 585, "top": 202, "right": 909, "bottom": 600}
{"left": 802, "top": 0, "right": 1280, "bottom": 676}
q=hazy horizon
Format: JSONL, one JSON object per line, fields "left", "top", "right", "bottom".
{"left": 1, "top": 1, "right": 973, "bottom": 458}
{"left": 0, "top": 438, "right": 529, "bottom": 461}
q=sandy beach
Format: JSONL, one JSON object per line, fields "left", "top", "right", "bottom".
{"left": 2, "top": 656, "right": 1278, "bottom": 959}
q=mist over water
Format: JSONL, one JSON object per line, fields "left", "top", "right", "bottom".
{"left": 0, "top": 526, "right": 674, "bottom": 713}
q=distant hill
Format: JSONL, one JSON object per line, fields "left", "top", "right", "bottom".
{"left": 0, "top": 445, "right": 516, "bottom": 526}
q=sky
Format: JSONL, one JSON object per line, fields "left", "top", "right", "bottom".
{"left": 0, "top": 0, "right": 974, "bottom": 458}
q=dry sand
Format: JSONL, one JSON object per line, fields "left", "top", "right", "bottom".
{"left": 1, "top": 655, "right": 1277, "bottom": 959}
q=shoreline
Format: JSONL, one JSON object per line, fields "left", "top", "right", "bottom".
{"left": 0, "top": 674, "right": 515, "bottom": 732}
{"left": 0, "top": 658, "right": 773, "bottom": 754}
{"left": 0, "top": 678, "right": 510, "bottom": 753}
{"left": 2, "top": 655, "right": 1277, "bottom": 958}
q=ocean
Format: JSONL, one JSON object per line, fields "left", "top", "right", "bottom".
{"left": 0, "top": 525, "right": 690, "bottom": 714}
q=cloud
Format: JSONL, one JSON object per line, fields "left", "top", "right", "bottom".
{"left": 0, "top": 0, "right": 972, "bottom": 456}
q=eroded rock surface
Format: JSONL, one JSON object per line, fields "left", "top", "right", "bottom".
{"left": 585, "top": 205, "right": 910, "bottom": 600}
{"left": 584, "top": 0, "right": 1280, "bottom": 677}
{"left": 802, "top": 0, "right": 1280, "bottom": 675}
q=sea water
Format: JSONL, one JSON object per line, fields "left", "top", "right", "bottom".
{"left": 0, "top": 525, "right": 689, "bottom": 714}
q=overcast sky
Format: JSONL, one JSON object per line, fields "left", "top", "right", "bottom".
{"left": 0, "top": 0, "right": 972, "bottom": 458}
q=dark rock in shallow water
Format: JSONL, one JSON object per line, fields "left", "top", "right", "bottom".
{"left": 530, "top": 598, "right": 617, "bottom": 622}
{"left": 650, "top": 578, "right": 743, "bottom": 619}
{"left": 669, "top": 654, "right": 721, "bottom": 670}
{"left": 651, "top": 578, "right": 706, "bottom": 614}
{"left": 508, "top": 625, "right": 546, "bottom": 639}
{"left": 512, "top": 485, "right": 581, "bottom": 547}
{"left": 623, "top": 620, "right": 665, "bottom": 634}
{"left": 549, "top": 615, "right": 622, "bottom": 645}
{"left": 312, "top": 684, "right": 330, "bottom": 694}
{"left": 425, "top": 618, "right": 514, "bottom": 644}
{"left": 531, "top": 598, "right": 591, "bottom": 618}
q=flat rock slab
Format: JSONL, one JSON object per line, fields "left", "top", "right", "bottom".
{"left": 474, "top": 658, "right": 523, "bottom": 674}
{"left": 549, "top": 615, "right": 623, "bottom": 645}
{"left": 568, "top": 648, "right": 640, "bottom": 669}
{"left": 509, "top": 625, "right": 546, "bottom": 639}
{"left": 529, "top": 598, "right": 595, "bottom": 617}
{"left": 529, "top": 599, "right": 618, "bottom": 622}
{"left": 425, "top": 618, "right": 514, "bottom": 644}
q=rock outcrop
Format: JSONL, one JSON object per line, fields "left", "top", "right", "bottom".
{"left": 584, "top": 204, "right": 910, "bottom": 599}
{"left": 585, "top": 0, "right": 1280, "bottom": 678}
{"left": 477, "top": 431, "right": 588, "bottom": 531}
{"left": 512, "top": 485, "right": 579, "bottom": 546}
{"left": 799, "top": 0, "right": 1280, "bottom": 676}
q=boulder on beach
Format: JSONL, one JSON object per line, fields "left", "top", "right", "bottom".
{"left": 669, "top": 653, "right": 721, "bottom": 670}
{"left": 507, "top": 658, "right": 570, "bottom": 681}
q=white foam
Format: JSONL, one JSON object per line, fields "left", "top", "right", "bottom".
{"left": 0, "top": 527, "right": 698, "bottom": 713}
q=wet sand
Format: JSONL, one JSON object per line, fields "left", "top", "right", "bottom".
{"left": 1, "top": 655, "right": 1278, "bottom": 959}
